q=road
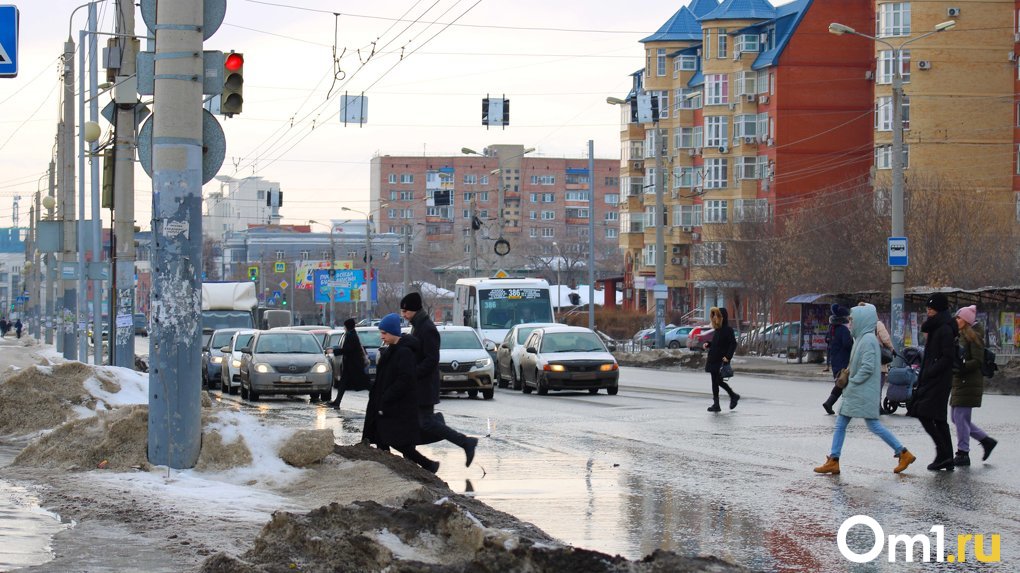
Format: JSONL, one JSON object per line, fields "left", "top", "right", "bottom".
{"left": 201, "top": 361, "right": 1019, "bottom": 572}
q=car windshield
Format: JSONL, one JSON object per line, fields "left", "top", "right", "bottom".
{"left": 234, "top": 333, "right": 255, "bottom": 350}
{"left": 211, "top": 330, "right": 237, "bottom": 348}
{"left": 440, "top": 331, "right": 482, "bottom": 350}
{"left": 516, "top": 326, "right": 543, "bottom": 344}
{"left": 254, "top": 333, "right": 321, "bottom": 354}
{"left": 541, "top": 332, "right": 606, "bottom": 353}
{"left": 478, "top": 289, "right": 553, "bottom": 329}
{"left": 357, "top": 330, "right": 382, "bottom": 348}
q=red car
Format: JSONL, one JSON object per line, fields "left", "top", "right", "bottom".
{"left": 686, "top": 325, "right": 715, "bottom": 351}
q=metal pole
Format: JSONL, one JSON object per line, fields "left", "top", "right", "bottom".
{"left": 329, "top": 227, "right": 335, "bottom": 328}
{"left": 113, "top": 0, "right": 138, "bottom": 368}
{"left": 587, "top": 139, "right": 595, "bottom": 331}
{"left": 61, "top": 40, "right": 77, "bottom": 360}
{"left": 654, "top": 119, "right": 666, "bottom": 349}
{"left": 45, "top": 160, "right": 56, "bottom": 345}
{"left": 77, "top": 26, "right": 88, "bottom": 361}
{"left": 469, "top": 196, "right": 478, "bottom": 276}
{"left": 890, "top": 48, "right": 905, "bottom": 360}
{"left": 148, "top": 0, "right": 204, "bottom": 469}
{"left": 402, "top": 229, "right": 410, "bottom": 295}
{"left": 88, "top": 4, "right": 103, "bottom": 366}
{"left": 366, "top": 216, "right": 374, "bottom": 319}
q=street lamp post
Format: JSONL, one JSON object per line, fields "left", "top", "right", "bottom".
{"left": 341, "top": 207, "right": 375, "bottom": 319}
{"left": 829, "top": 19, "right": 956, "bottom": 359}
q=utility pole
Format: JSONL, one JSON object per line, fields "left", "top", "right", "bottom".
{"left": 653, "top": 117, "right": 666, "bottom": 350}
{"left": 147, "top": 0, "right": 204, "bottom": 469}
{"left": 469, "top": 195, "right": 478, "bottom": 276}
{"left": 586, "top": 139, "right": 595, "bottom": 331}
{"left": 402, "top": 229, "right": 411, "bottom": 295}
{"left": 87, "top": 4, "right": 102, "bottom": 366}
{"left": 45, "top": 161, "right": 56, "bottom": 345}
{"left": 366, "top": 217, "right": 374, "bottom": 319}
{"left": 60, "top": 38, "right": 76, "bottom": 360}
{"left": 112, "top": 0, "right": 138, "bottom": 368}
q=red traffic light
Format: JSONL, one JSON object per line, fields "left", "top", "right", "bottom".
{"left": 225, "top": 53, "right": 244, "bottom": 72}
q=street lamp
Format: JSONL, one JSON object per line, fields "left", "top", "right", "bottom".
{"left": 309, "top": 219, "right": 336, "bottom": 326}
{"left": 340, "top": 206, "right": 375, "bottom": 319}
{"left": 829, "top": 19, "right": 956, "bottom": 359}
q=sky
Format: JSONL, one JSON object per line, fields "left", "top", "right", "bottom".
{"left": 0, "top": 0, "right": 712, "bottom": 231}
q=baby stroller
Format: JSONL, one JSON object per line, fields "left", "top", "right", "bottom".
{"left": 882, "top": 346, "right": 923, "bottom": 414}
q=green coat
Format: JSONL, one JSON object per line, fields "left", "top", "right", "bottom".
{"left": 950, "top": 325, "right": 984, "bottom": 408}
{"left": 838, "top": 304, "right": 881, "bottom": 419}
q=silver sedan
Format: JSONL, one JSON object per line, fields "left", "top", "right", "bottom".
{"left": 238, "top": 330, "right": 333, "bottom": 402}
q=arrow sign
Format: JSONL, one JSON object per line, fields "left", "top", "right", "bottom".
{"left": 0, "top": 5, "right": 18, "bottom": 78}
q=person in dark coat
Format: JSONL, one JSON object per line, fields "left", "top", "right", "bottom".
{"left": 822, "top": 305, "right": 854, "bottom": 415}
{"left": 0, "top": 318, "right": 7, "bottom": 338}
{"left": 14, "top": 319, "right": 22, "bottom": 339}
{"left": 907, "top": 293, "right": 959, "bottom": 471}
{"left": 949, "top": 305, "right": 997, "bottom": 466}
{"left": 400, "top": 291, "right": 478, "bottom": 466}
{"left": 330, "top": 318, "right": 370, "bottom": 409}
{"left": 704, "top": 306, "right": 739, "bottom": 412}
{"left": 361, "top": 313, "right": 439, "bottom": 473}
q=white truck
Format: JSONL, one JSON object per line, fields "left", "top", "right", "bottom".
{"left": 201, "top": 282, "right": 258, "bottom": 331}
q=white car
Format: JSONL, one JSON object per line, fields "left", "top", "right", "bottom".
{"left": 436, "top": 325, "right": 496, "bottom": 400}
{"left": 495, "top": 322, "right": 558, "bottom": 390}
{"left": 222, "top": 329, "right": 257, "bottom": 394}
{"left": 518, "top": 325, "right": 620, "bottom": 395}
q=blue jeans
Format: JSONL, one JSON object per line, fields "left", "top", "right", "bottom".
{"left": 830, "top": 415, "right": 904, "bottom": 458}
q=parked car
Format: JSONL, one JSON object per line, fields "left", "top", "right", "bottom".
{"left": 238, "top": 330, "right": 333, "bottom": 402}
{"left": 759, "top": 322, "right": 802, "bottom": 355}
{"left": 133, "top": 313, "right": 149, "bottom": 337}
{"left": 202, "top": 328, "right": 240, "bottom": 388}
{"left": 325, "top": 326, "right": 382, "bottom": 385}
{"left": 686, "top": 325, "right": 713, "bottom": 351}
{"left": 664, "top": 326, "right": 694, "bottom": 349}
{"left": 436, "top": 325, "right": 495, "bottom": 400}
{"left": 519, "top": 325, "right": 619, "bottom": 395}
{"left": 496, "top": 322, "right": 559, "bottom": 390}
{"left": 221, "top": 329, "right": 257, "bottom": 394}
{"left": 273, "top": 326, "right": 331, "bottom": 349}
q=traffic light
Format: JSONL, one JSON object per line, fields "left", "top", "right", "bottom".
{"left": 281, "top": 293, "right": 287, "bottom": 306}
{"left": 222, "top": 52, "right": 244, "bottom": 116}
{"left": 248, "top": 266, "right": 259, "bottom": 282}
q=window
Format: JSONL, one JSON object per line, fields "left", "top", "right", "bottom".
{"left": 530, "top": 193, "right": 539, "bottom": 203}
{"left": 529, "top": 210, "right": 537, "bottom": 220}
{"left": 757, "top": 113, "right": 769, "bottom": 139}
{"left": 621, "top": 176, "right": 644, "bottom": 197}
{"left": 389, "top": 191, "right": 398, "bottom": 201}
{"left": 606, "top": 227, "right": 618, "bottom": 239}
{"left": 530, "top": 227, "right": 538, "bottom": 237}
{"left": 400, "top": 190, "right": 413, "bottom": 201}
{"left": 566, "top": 208, "right": 590, "bottom": 219}
{"left": 703, "top": 30, "right": 711, "bottom": 59}
{"left": 542, "top": 227, "right": 555, "bottom": 238}
{"left": 605, "top": 193, "right": 619, "bottom": 204}
{"left": 388, "top": 174, "right": 397, "bottom": 184}
{"left": 400, "top": 174, "right": 414, "bottom": 184}
{"left": 674, "top": 166, "right": 701, "bottom": 188}
{"left": 628, "top": 140, "right": 645, "bottom": 160}
{"left": 643, "top": 244, "right": 657, "bottom": 267}
{"left": 257, "top": 190, "right": 265, "bottom": 200}
{"left": 678, "top": 54, "right": 697, "bottom": 71}
{"left": 757, "top": 69, "right": 769, "bottom": 94}
{"left": 877, "top": 2, "right": 911, "bottom": 37}
{"left": 657, "top": 48, "right": 667, "bottom": 76}
{"left": 275, "top": 250, "right": 284, "bottom": 260}
{"left": 875, "top": 144, "right": 910, "bottom": 169}
{"left": 717, "top": 29, "right": 728, "bottom": 59}
{"left": 565, "top": 191, "right": 590, "bottom": 201}
{"left": 705, "top": 74, "right": 729, "bottom": 105}
{"left": 734, "top": 114, "right": 757, "bottom": 138}
{"left": 878, "top": 50, "right": 911, "bottom": 84}
{"left": 300, "top": 250, "right": 310, "bottom": 260}
{"left": 677, "top": 127, "right": 701, "bottom": 148}
{"left": 541, "top": 210, "right": 556, "bottom": 220}
{"left": 621, "top": 211, "right": 643, "bottom": 233}
{"left": 565, "top": 174, "right": 590, "bottom": 185}
{"left": 758, "top": 156, "right": 771, "bottom": 179}
{"left": 480, "top": 175, "right": 490, "bottom": 185}
{"left": 674, "top": 204, "right": 703, "bottom": 227}
{"left": 644, "top": 205, "right": 658, "bottom": 228}
{"left": 735, "top": 157, "right": 758, "bottom": 180}
{"left": 388, "top": 208, "right": 397, "bottom": 218}
{"left": 542, "top": 193, "right": 555, "bottom": 203}
{"left": 604, "top": 211, "right": 619, "bottom": 221}
{"left": 463, "top": 192, "right": 474, "bottom": 202}
{"left": 704, "top": 199, "right": 728, "bottom": 223}
{"left": 875, "top": 96, "right": 910, "bottom": 131}
{"left": 734, "top": 199, "right": 770, "bottom": 222}
{"left": 694, "top": 242, "right": 727, "bottom": 266}
{"left": 645, "top": 167, "right": 666, "bottom": 194}
{"left": 704, "top": 159, "right": 729, "bottom": 189}
{"left": 705, "top": 116, "right": 729, "bottom": 148}
{"left": 736, "top": 71, "right": 757, "bottom": 96}
{"left": 531, "top": 175, "right": 556, "bottom": 185}
{"left": 463, "top": 174, "right": 478, "bottom": 185}
{"left": 737, "top": 33, "right": 759, "bottom": 54}
{"left": 604, "top": 176, "right": 619, "bottom": 187}
{"left": 426, "top": 206, "right": 452, "bottom": 218}
{"left": 479, "top": 191, "right": 489, "bottom": 201}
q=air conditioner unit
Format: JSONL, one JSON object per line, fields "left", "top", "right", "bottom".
{"left": 682, "top": 226, "right": 693, "bottom": 232}
{"left": 947, "top": 7, "right": 960, "bottom": 17}
{"left": 733, "top": 50, "right": 742, "bottom": 61}
{"left": 757, "top": 134, "right": 767, "bottom": 143}
{"left": 693, "top": 148, "right": 702, "bottom": 156}
{"left": 672, "top": 245, "right": 682, "bottom": 254}
{"left": 864, "top": 70, "right": 874, "bottom": 80}
{"left": 693, "top": 187, "right": 703, "bottom": 195}
{"left": 917, "top": 60, "right": 931, "bottom": 70}
{"left": 691, "top": 232, "right": 700, "bottom": 240}
{"left": 718, "top": 146, "right": 729, "bottom": 154}
{"left": 632, "top": 161, "right": 643, "bottom": 170}
{"left": 728, "top": 103, "right": 737, "bottom": 111}
{"left": 671, "top": 257, "right": 682, "bottom": 265}
{"left": 744, "top": 136, "right": 755, "bottom": 145}
{"left": 758, "top": 95, "right": 770, "bottom": 104}
{"left": 746, "top": 94, "right": 757, "bottom": 103}
{"left": 688, "top": 148, "right": 697, "bottom": 157}
{"left": 767, "top": 138, "right": 775, "bottom": 146}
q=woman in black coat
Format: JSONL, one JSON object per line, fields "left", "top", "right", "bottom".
{"left": 704, "top": 306, "right": 740, "bottom": 412}
{"left": 330, "top": 318, "right": 370, "bottom": 409}
{"left": 907, "top": 293, "right": 958, "bottom": 471}
{"left": 362, "top": 314, "right": 439, "bottom": 473}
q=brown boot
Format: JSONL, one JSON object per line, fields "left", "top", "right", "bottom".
{"left": 814, "top": 455, "right": 840, "bottom": 475}
{"left": 894, "top": 448, "right": 916, "bottom": 474}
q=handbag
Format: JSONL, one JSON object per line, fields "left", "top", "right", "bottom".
{"left": 720, "top": 362, "right": 734, "bottom": 379}
{"left": 835, "top": 368, "right": 849, "bottom": 389}
{"left": 880, "top": 346, "right": 894, "bottom": 365}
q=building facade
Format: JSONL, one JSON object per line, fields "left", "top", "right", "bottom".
{"left": 204, "top": 176, "right": 283, "bottom": 237}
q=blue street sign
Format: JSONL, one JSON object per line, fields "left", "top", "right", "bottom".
{"left": 0, "top": 5, "right": 18, "bottom": 78}
{"left": 888, "top": 237, "right": 908, "bottom": 267}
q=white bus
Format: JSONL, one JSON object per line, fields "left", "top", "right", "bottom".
{"left": 453, "top": 277, "right": 556, "bottom": 345}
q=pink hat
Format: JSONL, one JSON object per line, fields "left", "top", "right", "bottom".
{"left": 956, "top": 305, "right": 977, "bottom": 326}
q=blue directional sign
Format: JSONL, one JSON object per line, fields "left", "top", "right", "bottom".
{"left": 0, "top": 5, "right": 18, "bottom": 78}
{"left": 888, "top": 237, "right": 908, "bottom": 267}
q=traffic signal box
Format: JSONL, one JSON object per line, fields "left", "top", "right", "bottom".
{"left": 222, "top": 52, "right": 244, "bottom": 116}
{"left": 248, "top": 266, "right": 259, "bottom": 282}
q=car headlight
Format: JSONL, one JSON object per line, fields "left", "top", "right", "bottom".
{"left": 474, "top": 358, "right": 492, "bottom": 368}
{"left": 313, "top": 362, "right": 330, "bottom": 373}
{"left": 254, "top": 363, "right": 270, "bottom": 373}
{"left": 231, "top": 359, "right": 241, "bottom": 368}
{"left": 211, "top": 356, "right": 224, "bottom": 364}
{"left": 543, "top": 364, "right": 566, "bottom": 372}
{"left": 599, "top": 363, "right": 619, "bottom": 371}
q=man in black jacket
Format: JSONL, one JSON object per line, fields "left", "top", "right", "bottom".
{"left": 908, "top": 293, "right": 958, "bottom": 471}
{"left": 400, "top": 292, "right": 478, "bottom": 467}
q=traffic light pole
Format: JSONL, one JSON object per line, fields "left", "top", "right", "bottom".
{"left": 112, "top": 0, "right": 138, "bottom": 368}
{"left": 60, "top": 38, "right": 77, "bottom": 360}
{"left": 147, "top": 0, "right": 203, "bottom": 469}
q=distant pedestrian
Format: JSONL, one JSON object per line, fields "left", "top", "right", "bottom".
{"left": 361, "top": 313, "right": 440, "bottom": 473}
{"left": 822, "top": 305, "right": 853, "bottom": 414}
{"left": 0, "top": 318, "right": 7, "bottom": 338}
{"left": 330, "top": 318, "right": 370, "bottom": 410}
{"left": 950, "top": 305, "right": 997, "bottom": 466}
{"left": 814, "top": 303, "right": 916, "bottom": 475}
{"left": 906, "top": 293, "right": 958, "bottom": 471}
{"left": 400, "top": 292, "right": 478, "bottom": 466}
{"left": 14, "top": 319, "right": 22, "bottom": 339}
{"left": 704, "top": 306, "right": 739, "bottom": 412}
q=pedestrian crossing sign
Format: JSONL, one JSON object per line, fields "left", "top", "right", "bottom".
{"left": 0, "top": 5, "right": 17, "bottom": 78}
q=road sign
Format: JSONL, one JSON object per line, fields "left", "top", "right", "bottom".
{"left": 279, "top": 280, "right": 288, "bottom": 290}
{"left": 888, "top": 237, "right": 908, "bottom": 267}
{"left": 0, "top": 5, "right": 19, "bottom": 78}
{"left": 275, "top": 262, "right": 286, "bottom": 273}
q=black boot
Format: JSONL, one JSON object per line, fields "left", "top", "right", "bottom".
{"left": 980, "top": 437, "right": 997, "bottom": 461}
{"left": 822, "top": 394, "right": 837, "bottom": 415}
{"left": 926, "top": 458, "right": 955, "bottom": 471}
{"left": 953, "top": 450, "right": 970, "bottom": 467}
{"left": 707, "top": 403, "right": 721, "bottom": 412}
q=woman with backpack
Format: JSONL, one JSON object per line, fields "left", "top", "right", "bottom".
{"left": 950, "top": 305, "right": 997, "bottom": 466}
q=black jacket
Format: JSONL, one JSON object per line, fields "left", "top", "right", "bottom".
{"left": 336, "top": 328, "right": 370, "bottom": 391}
{"left": 409, "top": 310, "right": 441, "bottom": 406}
{"left": 363, "top": 335, "right": 421, "bottom": 447}
{"left": 908, "top": 310, "right": 957, "bottom": 420}
{"left": 705, "top": 308, "right": 737, "bottom": 372}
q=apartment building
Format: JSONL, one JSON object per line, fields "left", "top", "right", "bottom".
{"left": 614, "top": 0, "right": 873, "bottom": 318}
{"left": 204, "top": 176, "right": 283, "bottom": 237}
{"left": 369, "top": 145, "right": 621, "bottom": 277}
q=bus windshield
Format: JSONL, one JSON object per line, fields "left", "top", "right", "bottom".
{"left": 478, "top": 288, "right": 553, "bottom": 329}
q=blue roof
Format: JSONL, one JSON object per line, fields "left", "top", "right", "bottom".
{"left": 752, "top": 0, "right": 811, "bottom": 69}
{"left": 689, "top": 0, "right": 722, "bottom": 18}
{"left": 640, "top": 6, "right": 703, "bottom": 43}
{"left": 699, "top": 0, "right": 776, "bottom": 21}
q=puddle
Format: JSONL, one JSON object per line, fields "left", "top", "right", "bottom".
{"left": 0, "top": 477, "right": 72, "bottom": 571}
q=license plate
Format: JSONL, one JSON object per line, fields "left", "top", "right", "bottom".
{"left": 573, "top": 372, "right": 597, "bottom": 381}
{"left": 443, "top": 374, "right": 468, "bottom": 381}
{"left": 368, "top": 368, "right": 376, "bottom": 375}
{"left": 279, "top": 375, "right": 306, "bottom": 383}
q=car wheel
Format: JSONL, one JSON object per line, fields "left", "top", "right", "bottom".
{"left": 239, "top": 382, "right": 249, "bottom": 400}
{"left": 228, "top": 382, "right": 239, "bottom": 395}
{"left": 249, "top": 388, "right": 260, "bottom": 401}
{"left": 522, "top": 372, "right": 533, "bottom": 394}
{"left": 220, "top": 377, "right": 229, "bottom": 393}
{"left": 494, "top": 362, "right": 506, "bottom": 388}
{"left": 668, "top": 341, "right": 680, "bottom": 349}
{"left": 537, "top": 373, "right": 548, "bottom": 396}
{"left": 468, "top": 389, "right": 478, "bottom": 399}
{"left": 511, "top": 367, "right": 523, "bottom": 391}
{"left": 588, "top": 388, "right": 599, "bottom": 395}
{"left": 607, "top": 386, "right": 619, "bottom": 396}
{"left": 482, "top": 388, "right": 494, "bottom": 400}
